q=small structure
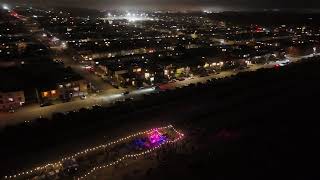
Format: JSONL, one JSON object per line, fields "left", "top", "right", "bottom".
{"left": 39, "top": 79, "right": 88, "bottom": 102}
{"left": 0, "top": 90, "right": 25, "bottom": 111}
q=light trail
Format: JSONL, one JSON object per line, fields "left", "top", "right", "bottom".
{"left": 130, "top": 87, "right": 156, "bottom": 95}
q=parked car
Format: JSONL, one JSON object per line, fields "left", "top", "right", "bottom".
{"left": 125, "top": 97, "right": 134, "bottom": 101}
{"left": 8, "top": 108, "right": 15, "bottom": 113}
{"left": 40, "top": 102, "right": 53, "bottom": 107}
{"left": 62, "top": 98, "right": 71, "bottom": 103}
{"left": 121, "top": 91, "right": 130, "bottom": 95}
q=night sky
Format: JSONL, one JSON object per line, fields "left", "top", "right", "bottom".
{"left": 3, "top": 0, "right": 320, "bottom": 10}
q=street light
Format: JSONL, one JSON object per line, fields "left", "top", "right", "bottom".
{"left": 2, "top": 4, "right": 10, "bottom": 10}
{"left": 61, "top": 42, "right": 67, "bottom": 49}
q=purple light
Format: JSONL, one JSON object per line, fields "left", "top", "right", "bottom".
{"left": 148, "top": 130, "right": 163, "bottom": 144}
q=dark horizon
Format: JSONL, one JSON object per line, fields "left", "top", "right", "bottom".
{"left": 2, "top": 0, "right": 320, "bottom": 11}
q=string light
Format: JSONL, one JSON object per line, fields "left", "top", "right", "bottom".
{"left": 77, "top": 126, "right": 184, "bottom": 180}
{"left": 4, "top": 125, "right": 183, "bottom": 180}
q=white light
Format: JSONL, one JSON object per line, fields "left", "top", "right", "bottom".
{"left": 52, "top": 37, "right": 59, "bottom": 42}
{"left": 127, "top": 17, "right": 137, "bottom": 22}
{"left": 61, "top": 42, "right": 67, "bottom": 48}
{"left": 2, "top": 4, "right": 10, "bottom": 10}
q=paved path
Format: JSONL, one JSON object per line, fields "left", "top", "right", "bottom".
{"left": 0, "top": 53, "right": 319, "bottom": 128}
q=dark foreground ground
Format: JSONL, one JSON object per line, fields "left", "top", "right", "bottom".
{"left": 1, "top": 57, "right": 320, "bottom": 179}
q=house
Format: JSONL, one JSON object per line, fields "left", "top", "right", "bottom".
{"left": 39, "top": 79, "right": 88, "bottom": 102}
{"left": 0, "top": 90, "right": 25, "bottom": 111}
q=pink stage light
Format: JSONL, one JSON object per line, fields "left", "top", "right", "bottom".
{"left": 148, "top": 129, "right": 162, "bottom": 144}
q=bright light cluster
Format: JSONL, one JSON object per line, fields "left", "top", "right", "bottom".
{"left": 4, "top": 125, "right": 184, "bottom": 179}
{"left": 105, "top": 12, "right": 154, "bottom": 22}
{"left": 148, "top": 129, "right": 164, "bottom": 144}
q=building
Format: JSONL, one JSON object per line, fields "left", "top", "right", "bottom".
{"left": 40, "top": 79, "right": 88, "bottom": 102}
{"left": 0, "top": 90, "right": 25, "bottom": 111}
{"left": 97, "top": 62, "right": 129, "bottom": 81}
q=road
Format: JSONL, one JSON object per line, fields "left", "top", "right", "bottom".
{"left": 0, "top": 53, "right": 318, "bottom": 127}
{"left": 23, "top": 13, "right": 115, "bottom": 92}
{"left": 58, "top": 52, "right": 115, "bottom": 91}
{"left": 0, "top": 68, "right": 231, "bottom": 127}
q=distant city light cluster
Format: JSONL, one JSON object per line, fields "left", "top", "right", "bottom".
{"left": 105, "top": 12, "right": 155, "bottom": 22}
{"left": 203, "top": 10, "right": 212, "bottom": 13}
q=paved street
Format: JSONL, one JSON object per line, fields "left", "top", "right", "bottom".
{"left": 25, "top": 14, "right": 115, "bottom": 92}
{"left": 0, "top": 53, "right": 318, "bottom": 127}
{"left": 58, "top": 53, "right": 116, "bottom": 91}
{"left": 0, "top": 64, "right": 274, "bottom": 127}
